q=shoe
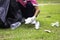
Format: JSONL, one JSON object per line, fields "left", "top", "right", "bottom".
{"left": 10, "top": 22, "right": 21, "bottom": 30}
{"left": 35, "top": 21, "right": 40, "bottom": 29}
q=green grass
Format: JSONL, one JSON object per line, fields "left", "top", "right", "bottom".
{"left": 37, "top": 0, "right": 60, "bottom": 3}
{"left": 0, "top": 3, "right": 60, "bottom": 40}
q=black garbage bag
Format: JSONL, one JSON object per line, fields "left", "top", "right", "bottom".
{"left": 0, "top": 0, "right": 10, "bottom": 28}
{"left": 0, "top": 0, "right": 22, "bottom": 28}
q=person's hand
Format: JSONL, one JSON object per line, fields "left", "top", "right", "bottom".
{"left": 25, "top": 17, "right": 32, "bottom": 24}
{"left": 25, "top": 16, "right": 36, "bottom": 24}
{"left": 31, "top": 16, "right": 36, "bottom": 21}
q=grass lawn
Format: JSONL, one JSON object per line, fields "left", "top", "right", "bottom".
{"left": 0, "top": 1, "right": 60, "bottom": 40}
{"left": 37, "top": 0, "right": 60, "bottom": 3}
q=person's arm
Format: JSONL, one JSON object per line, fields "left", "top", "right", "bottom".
{"left": 32, "top": 0, "right": 40, "bottom": 17}
{"left": 34, "top": 6, "right": 40, "bottom": 17}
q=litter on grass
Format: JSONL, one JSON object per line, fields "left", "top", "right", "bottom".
{"left": 51, "top": 21, "right": 59, "bottom": 27}
{"left": 44, "top": 30, "right": 51, "bottom": 33}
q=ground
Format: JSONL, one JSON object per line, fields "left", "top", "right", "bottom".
{"left": 0, "top": 0, "right": 60, "bottom": 40}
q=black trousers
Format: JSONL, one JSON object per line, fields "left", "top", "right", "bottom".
{"left": 18, "top": 1, "right": 36, "bottom": 18}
